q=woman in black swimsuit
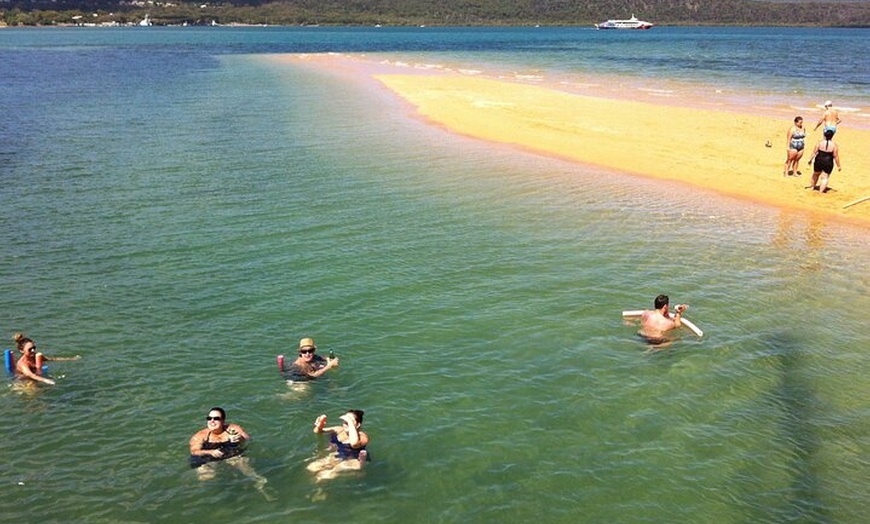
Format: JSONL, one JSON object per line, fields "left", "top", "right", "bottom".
{"left": 807, "top": 129, "right": 841, "bottom": 193}
{"left": 189, "top": 407, "right": 269, "bottom": 493}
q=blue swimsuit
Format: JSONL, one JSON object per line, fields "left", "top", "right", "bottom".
{"left": 789, "top": 129, "right": 805, "bottom": 151}
{"left": 330, "top": 432, "right": 366, "bottom": 460}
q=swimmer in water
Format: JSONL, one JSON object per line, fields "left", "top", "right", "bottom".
{"left": 307, "top": 410, "right": 369, "bottom": 482}
{"left": 12, "top": 333, "right": 81, "bottom": 385}
{"left": 188, "top": 407, "right": 274, "bottom": 499}
{"left": 638, "top": 295, "right": 688, "bottom": 348}
{"left": 281, "top": 337, "right": 339, "bottom": 381}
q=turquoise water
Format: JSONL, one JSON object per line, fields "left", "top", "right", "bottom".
{"left": 1, "top": 27, "right": 869, "bottom": 523}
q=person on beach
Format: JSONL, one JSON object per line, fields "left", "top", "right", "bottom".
{"left": 807, "top": 129, "right": 841, "bottom": 194}
{"left": 639, "top": 295, "right": 688, "bottom": 346}
{"left": 308, "top": 410, "right": 369, "bottom": 482}
{"left": 783, "top": 116, "right": 806, "bottom": 177}
{"left": 813, "top": 101, "right": 841, "bottom": 136}
{"left": 12, "top": 332, "right": 81, "bottom": 386}
{"left": 189, "top": 407, "right": 271, "bottom": 495}
{"left": 281, "top": 337, "right": 339, "bottom": 381}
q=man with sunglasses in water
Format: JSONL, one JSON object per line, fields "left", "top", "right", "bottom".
{"left": 282, "top": 337, "right": 339, "bottom": 381}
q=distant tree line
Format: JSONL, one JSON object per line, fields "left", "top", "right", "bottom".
{"left": 3, "top": 0, "right": 870, "bottom": 27}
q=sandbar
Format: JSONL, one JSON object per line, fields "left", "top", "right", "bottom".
{"left": 275, "top": 53, "right": 870, "bottom": 228}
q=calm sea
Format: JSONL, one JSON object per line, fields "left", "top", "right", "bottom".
{"left": 1, "top": 26, "right": 869, "bottom": 524}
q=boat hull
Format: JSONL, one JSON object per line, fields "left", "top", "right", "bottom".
{"left": 595, "top": 24, "right": 653, "bottom": 30}
{"left": 594, "top": 15, "right": 653, "bottom": 30}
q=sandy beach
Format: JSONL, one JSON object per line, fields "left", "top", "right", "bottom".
{"left": 280, "top": 54, "right": 870, "bottom": 228}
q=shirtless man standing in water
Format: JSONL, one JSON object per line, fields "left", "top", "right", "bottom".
{"left": 639, "top": 294, "right": 688, "bottom": 345}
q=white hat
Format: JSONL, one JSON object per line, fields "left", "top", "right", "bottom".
{"left": 824, "top": 100, "right": 833, "bottom": 107}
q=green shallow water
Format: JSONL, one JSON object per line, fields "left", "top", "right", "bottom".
{"left": 1, "top": 40, "right": 869, "bottom": 524}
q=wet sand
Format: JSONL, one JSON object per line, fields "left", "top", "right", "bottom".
{"left": 275, "top": 53, "right": 870, "bottom": 228}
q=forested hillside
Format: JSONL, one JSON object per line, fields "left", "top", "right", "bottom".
{"left": 3, "top": 0, "right": 870, "bottom": 27}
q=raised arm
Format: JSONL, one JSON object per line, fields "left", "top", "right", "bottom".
{"left": 343, "top": 419, "right": 362, "bottom": 447}
{"left": 671, "top": 304, "right": 688, "bottom": 329}
{"left": 227, "top": 423, "right": 250, "bottom": 442}
{"left": 307, "top": 357, "right": 339, "bottom": 378}
{"left": 339, "top": 413, "right": 368, "bottom": 448}
{"left": 313, "top": 414, "right": 342, "bottom": 434}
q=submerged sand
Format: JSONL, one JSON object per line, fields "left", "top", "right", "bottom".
{"left": 277, "top": 54, "right": 870, "bottom": 228}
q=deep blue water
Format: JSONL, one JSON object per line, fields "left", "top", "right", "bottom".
{"left": 2, "top": 26, "right": 869, "bottom": 91}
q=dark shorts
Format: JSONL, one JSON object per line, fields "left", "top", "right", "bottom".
{"left": 188, "top": 446, "right": 244, "bottom": 468}
{"left": 638, "top": 333, "right": 670, "bottom": 346}
{"left": 189, "top": 454, "right": 217, "bottom": 469}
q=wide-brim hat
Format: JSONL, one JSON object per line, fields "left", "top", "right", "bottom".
{"left": 824, "top": 100, "right": 833, "bottom": 107}
{"left": 298, "top": 337, "right": 317, "bottom": 350}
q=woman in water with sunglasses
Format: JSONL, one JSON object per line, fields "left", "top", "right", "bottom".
{"left": 189, "top": 407, "right": 250, "bottom": 473}
{"left": 188, "top": 407, "right": 271, "bottom": 491}
{"left": 12, "top": 332, "right": 81, "bottom": 386}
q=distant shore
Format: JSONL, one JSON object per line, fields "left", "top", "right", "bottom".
{"left": 3, "top": 21, "right": 870, "bottom": 29}
{"left": 5, "top": 0, "right": 870, "bottom": 28}
{"left": 273, "top": 53, "right": 870, "bottom": 229}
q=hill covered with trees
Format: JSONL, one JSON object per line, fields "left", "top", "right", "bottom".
{"left": 3, "top": 0, "right": 870, "bottom": 27}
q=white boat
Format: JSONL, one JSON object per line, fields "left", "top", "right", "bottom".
{"left": 595, "top": 15, "right": 653, "bottom": 30}
{"left": 139, "top": 14, "right": 152, "bottom": 26}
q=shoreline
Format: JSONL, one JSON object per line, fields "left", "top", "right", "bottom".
{"left": 272, "top": 53, "right": 870, "bottom": 229}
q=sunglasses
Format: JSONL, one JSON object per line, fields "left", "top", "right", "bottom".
{"left": 206, "top": 416, "right": 223, "bottom": 421}
{"left": 299, "top": 349, "right": 315, "bottom": 354}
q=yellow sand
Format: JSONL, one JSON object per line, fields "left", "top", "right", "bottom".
{"left": 372, "top": 74, "right": 870, "bottom": 228}
{"left": 269, "top": 53, "right": 870, "bottom": 227}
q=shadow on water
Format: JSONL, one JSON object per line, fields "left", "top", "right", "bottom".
{"left": 751, "top": 331, "right": 832, "bottom": 524}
